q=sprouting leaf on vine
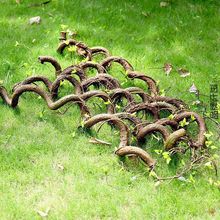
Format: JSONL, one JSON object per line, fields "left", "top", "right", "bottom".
{"left": 81, "top": 57, "right": 89, "bottom": 62}
{"left": 190, "top": 114, "right": 195, "bottom": 121}
{"left": 70, "top": 69, "right": 77, "bottom": 75}
{"left": 179, "top": 118, "right": 189, "bottom": 127}
{"left": 168, "top": 114, "right": 174, "bottom": 120}
{"left": 205, "top": 139, "right": 217, "bottom": 150}
{"left": 67, "top": 46, "right": 76, "bottom": 53}
{"left": 104, "top": 100, "right": 111, "bottom": 105}
{"left": 205, "top": 140, "right": 213, "bottom": 147}
{"left": 204, "top": 132, "right": 213, "bottom": 139}
{"left": 162, "top": 152, "right": 171, "bottom": 164}
{"left": 131, "top": 136, "right": 136, "bottom": 143}
{"left": 104, "top": 88, "right": 110, "bottom": 93}
{"left": 154, "top": 149, "right": 162, "bottom": 155}
{"left": 210, "top": 145, "right": 217, "bottom": 150}
{"left": 60, "top": 80, "right": 69, "bottom": 87}
{"left": 213, "top": 154, "right": 219, "bottom": 159}
{"left": 116, "top": 104, "right": 121, "bottom": 110}
{"left": 159, "top": 89, "right": 166, "bottom": 96}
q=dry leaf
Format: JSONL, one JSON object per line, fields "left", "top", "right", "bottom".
{"left": 89, "top": 137, "right": 111, "bottom": 146}
{"left": 142, "top": 12, "right": 150, "bottom": 17}
{"left": 178, "top": 176, "right": 187, "bottom": 182}
{"left": 76, "top": 47, "right": 87, "bottom": 56}
{"left": 208, "top": 208, "right": 216, "bottom": 216}
{"left": 36, "top": 208, "right": 50, "bottom": 218}
{"left": 192, "top": 100, "right": 201, "bottom": 105}
{"left": 160, "top": 1, "right": 169, "bottom": 7}
{"left": 68, "top": 31, "right": 77, "bottom": 38}
{"left": 155, "top": 181, "right": 161, "bottom": 187}
{"left": 178, "top": 68, "right": 190, "bottom": 77}
{"left": 16, "top": 0, "right": 20, "bottom": 4}
{"left": 29, "top": 16, "right": 41, "bottom": 25}
{"left": 131, "top": 176, "right": 137, "bottom": 181}
{"left": 163, "top": 63, "right": 172, "bottom": 75}
{"left": 189, "top": 83, "right": 198, "bottom": 94}
{"left": 57, "top": 163, "right": 64, "bottom": 171}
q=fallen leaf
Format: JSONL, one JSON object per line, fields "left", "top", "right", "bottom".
{"left": 155, "top": 181, "right": 161, "bottom": 187}
{"left": 160, "top": 1, "right": 169, "bottom": 7}
{"left": 163, "top": 63, "right": 172, "bottom": 75}
{"left": 178, "top": 176, "right": 187, "bottom": 182}
{"left": 68, "top": 31, "right": 77, "bottom": 38}
{"left": 142, "top": 12, "right": 150, "bottom": 17}
{"left": 178, "top": 68, "right": 190, "bottom": 77}
{"left": 189, "top": 83, "right": 198, "bottom": 94}
{"left": 192, "top": 100, "right": 201, "bottom": 105}
{"left": 208, "top": 208, "right": 216, "bottom": 216}
{"left": 131, "top": 176, "right": 137, "bottom": 181}
{"left": 89, "top": 137, "right": 111, "bottom": 146}
{"left": 36, "top": 208, "right": 50, "bottom": 218}
{"left": 57, "top": 163, "right": 64, "bottom": 171}
{"left": 29, "top": 16, "right": 41, "bottom": 25}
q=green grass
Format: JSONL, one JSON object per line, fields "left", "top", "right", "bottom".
{"left": 0, "top": 0, "right": 220, "bottom": 219}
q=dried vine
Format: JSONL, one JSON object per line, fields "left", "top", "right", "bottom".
{"left": 0, "top": 31, "right": 214, "bottom": 181}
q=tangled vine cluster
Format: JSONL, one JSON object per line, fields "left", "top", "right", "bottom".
{"left": 0, "top": 31, "right": 209, "bottom": 179}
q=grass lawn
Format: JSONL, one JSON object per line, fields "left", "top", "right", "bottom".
{"left": 0, "top": 0, "right": 220, "bottom": 219}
